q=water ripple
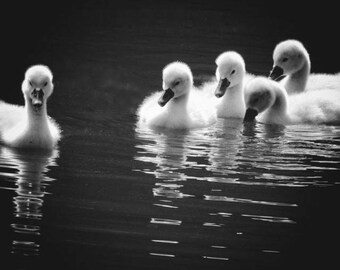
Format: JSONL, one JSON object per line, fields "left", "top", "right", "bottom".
{"left": 150, "top": 218, "right": 182, "bottom": 226}
{"left": 242, "top": 214, "right": 296, "bottom": 224}
{"left": 0, "top": 146, "right": 59, "bottom": 257}
{"left": 204, "top": 195, "right": 298, "bottom": 207}
{"left": 133, "top": 121, "right": 340, "bottom": 265}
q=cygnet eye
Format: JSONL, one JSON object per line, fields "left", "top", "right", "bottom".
{"left": 43, "top": 81, "right": 48, "bottom": 87}
{"left": 174, "top": 81, "right": 180, "bottom": 86}
{"left": 282, "top": 57, "right": 288, "bottom": 63}
{"left": 231, "top": 70, "right": 235, "bottom": 75}
{"left": 29, "top": 81, "right": 33, "bottom": 86}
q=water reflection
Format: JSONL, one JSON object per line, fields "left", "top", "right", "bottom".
{"left": 0, "top": 146, "right": 59, "bottom": 257}
{"left": 135, "top": 123, "right": 226, "bottom": 259}
{"left": 135, "top": 123, "right": 216, "bottom": 200}
{"left": 238, "top": 123, "right": 340, "bottom": 187}
{"left": 134, "top": 121, "right": 340, "bottom": 263}
{"left": 135, "top": 120, "right": 340, "bottom": 199}
{"left": 205, "top": 119, "right": 244, "bottom": 182}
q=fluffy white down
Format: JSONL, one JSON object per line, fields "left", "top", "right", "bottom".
{"left": 271, "top": 39, "right": 340, "bottom": 94}
{"left": 0, "top": 65, "right": 61, "bottom": 149}
{"left": 246, "top": 77, "right": 340, "bottom": 125}
{"left": 288, "top": 89, "right": 340, "bottom": 124}
{"left": 137, "top": 62, "right": 217, "bottom": 129}
{"left": 305, "top": 73, "right": 340, "bottom": 92}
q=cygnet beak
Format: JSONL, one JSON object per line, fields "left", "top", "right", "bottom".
{"left": 269, "top": 66, "right": 284, "bottom": 81}
{"left": 158, "top": 88, "right": 175, "bottom": 107}
{"left": 31, "top": 89, "right": 44, "bottom": 109}
{"left": 243, "top": 108, "right": 258, "bottom": 122}
{"left": 215, "top": 78, "right": 230, "bottom": 98}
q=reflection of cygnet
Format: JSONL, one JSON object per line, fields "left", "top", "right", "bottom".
{"left": 0, "top": 147, "right": 59, "bottom": 196}
{"left": 269, "top": 39, "right": 340, "bottom": 94}
{"left": 244, "top": 77, "right": 340, "bottom": 125}
{"left": 136, "top": 61, "right": 217, "bottom": 129}
{"left": 0, "top": 65, "right": 61, "bottom": 149}
{"left": 0, "top": 147, "right": 59, "bottom": 256}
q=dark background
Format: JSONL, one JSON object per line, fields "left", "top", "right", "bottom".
{"left": 1, "top": 0, "right": 339, "bottom": 104}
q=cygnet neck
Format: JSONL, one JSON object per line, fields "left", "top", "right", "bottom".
{"left": 272, "top": 86, "right": 288, "bottom": 112}
{"left": 167, "top": 91, "right": 190, "bottom": 113}
{"left": 263, "top": 85, "right": 289, "bottom": 124}
{"left": 218, "top": 81, "right": 245, "bottom": 118}
{"left": 285, "top": 59, "right": 310, "bottom": 94}
{"left": 25, "top": 96, "right": 49, "bottom": 126}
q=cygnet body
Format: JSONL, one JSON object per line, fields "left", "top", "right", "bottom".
{"left": 244, "top": 77, "right": 290, "bottom": 125}
{"left": 0, "top": 65, "right": 61, "bottom": 149}
{"left": 214, "top": 51, "right": 248, "bottom": 118}
{"left": 244, "top": 76, "right": 340, "bottom": 125}
{"left": 137, "top": 61, "right": 217, "bottom": 129}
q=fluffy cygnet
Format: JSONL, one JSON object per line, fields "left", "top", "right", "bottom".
{"left": 244, "top": 77, "right": 290, "bottom": 125}
{"left": 0, "top": 65, "right": 61, "bottom": 149}
{"left": 214, "top": 51, "right": 248, "bottom": 119}
{"left": 244, "top": 76, "right": 340, "bottom": 125}
{"left": 269, "top": 39, "right": 340, "bottom": 94}
{"left": 137, "top": 61, "right": 217, "bottom": 129}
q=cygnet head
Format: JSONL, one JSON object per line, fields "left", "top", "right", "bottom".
{"left": 158, "top": 61, "right": 193, "bottom": 107}
{"left": 215, "top": 51, "right": 245, "bottom": 98}
{"left": 244, "top": 77, "right": 278, "bottom": 121}
{"left": 269, "top": 39, "right": 310, "bottom": 81}
{"left": 21, "top": 65, "right": 54, "bottom": 112}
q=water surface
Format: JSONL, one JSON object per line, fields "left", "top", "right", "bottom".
{"left": 1, "top": 1, "right": 339, "bottom": 269}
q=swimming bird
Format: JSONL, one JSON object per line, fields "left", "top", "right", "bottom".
{"left": 244, "top": 76, "right": 340, "bottom": 125}
{"left": 0, "top": 65, "right": 61, "bottom": 149}
{"left": 199, "top": 51, "right": 254, "bottom": 119}
{"left": 269, "top": 39, "right": 340, "bottom": 94}
{"left": 136, "top": 61, "right": 217, "bottom": 129}
{"left": 214, "top": 51, "right": 248, "bottom": 119}
{"left": 244, "top": 77, "right": 290, "bottom": 125}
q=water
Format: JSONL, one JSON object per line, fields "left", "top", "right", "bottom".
{"left": 1, "top": 1, "right": 340, "bottom": 269}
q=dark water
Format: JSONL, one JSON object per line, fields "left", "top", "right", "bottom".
{"left": 1, "top": 1, "right": 340, "bottom": 269}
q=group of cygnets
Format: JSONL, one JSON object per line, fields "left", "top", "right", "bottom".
{"left": 0, "top": 39, "right": 339, "bottom": 150}
{"left": 137, "top": 39, "right": 340, "bottom": 129}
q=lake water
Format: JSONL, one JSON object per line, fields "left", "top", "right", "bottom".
{"left": 1, "top": 1, "right": 339, "bottom": 269}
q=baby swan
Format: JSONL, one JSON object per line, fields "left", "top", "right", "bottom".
{"left": 269, "top": 39, "right": 340, "bottom": 94}
{"left": 0, "top": 65, "right": 61, "bottom": 149}
{"left": 137, "top": 61, "right": 216, "bottom": 129}
{"left": 269, "top": 39, "right": 310, "bottom": 94}
{"left": 244, "top": 77, "right": 290, "bottom": 125}
{"left": 215, "top": 51, "right": 247, "bottom": 118}
{"left": 244, "top": 76, "right": 340, "bottom": 125}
